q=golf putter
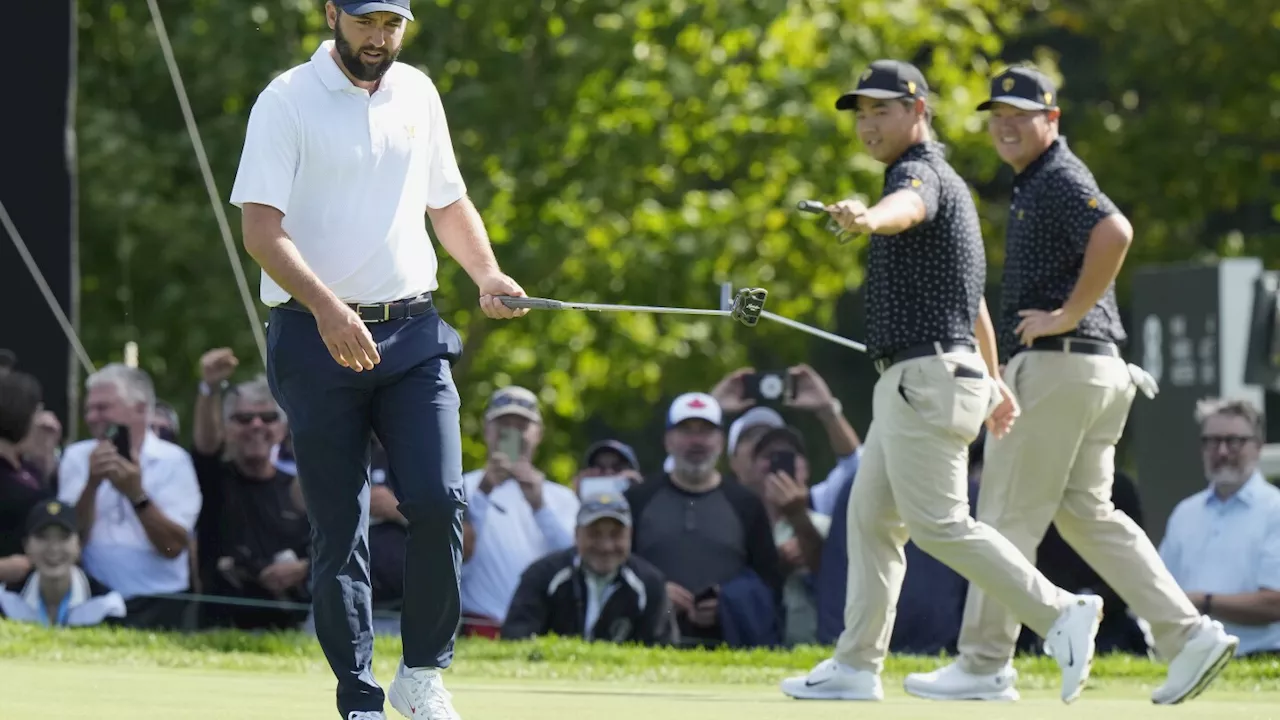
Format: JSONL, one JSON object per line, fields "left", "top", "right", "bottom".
{"left": 721, "top": 283, "right": 867, "bottom": 353}
{"left": 797, "top": 199, "right": 859, "bottom": 244}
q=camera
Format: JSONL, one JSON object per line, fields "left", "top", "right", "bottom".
{"left": 743, "top": 370, "right": 795, "bottom": 404}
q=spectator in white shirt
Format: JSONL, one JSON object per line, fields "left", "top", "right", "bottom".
{"left": 460, "top": 386, "right": 578, "bottom": 636}
{"left": 1160, "top": 397, "right": 1278, "bottom": 658}
{"left": 56, "top": 364, "right": 202, "bottom": 630}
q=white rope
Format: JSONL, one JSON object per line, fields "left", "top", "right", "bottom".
{"left": 0, "top": 198, "right": 97, "bottom": 375}
{"left": 143, "top": 0, "right": 268, "bottom": 368}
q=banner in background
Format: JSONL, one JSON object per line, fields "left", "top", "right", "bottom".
{"left": 0, "top": 1, "right": 77, "bottom": 432}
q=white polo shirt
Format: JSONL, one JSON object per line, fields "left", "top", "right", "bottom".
{"left": 56, "top": 432, "right": 203, "bottom": 599}
{"left": 230, "top": 40, "right": 468, "bottom": 306}
{"left": 460, "top": 469, "right": 580, "bottom": 622}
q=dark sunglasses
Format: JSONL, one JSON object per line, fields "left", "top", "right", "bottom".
{"left": 231, "top": 411, "right": 281, "bottom": 425}
{"left": 1200, "top": 434, "right": 1255, "bottom": 451}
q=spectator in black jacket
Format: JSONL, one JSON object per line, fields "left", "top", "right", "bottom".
{"left": 502, "top": 491, "right": 673, "bottom": 645}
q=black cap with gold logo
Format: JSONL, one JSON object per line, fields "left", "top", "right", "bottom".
{"left": 977, "top": 66, "right": 1058, "bottom": 111}
{"left": 836, "top": 59, "right": 929, "bottom": 110}
{"left": 26, "top": 500, "right": 78, "bottom": 536}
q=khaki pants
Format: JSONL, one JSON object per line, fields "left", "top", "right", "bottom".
{"left": 957, "top": 350, "right": 1200, "bottom": 674}
{"left": 834, "top": 348, "right": 1069, "bottom": 672}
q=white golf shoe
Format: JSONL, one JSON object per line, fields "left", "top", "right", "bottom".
{"left": 903, "top": 661, "right": 1019, "bottom": 701}
{"left": 388, "top": 660, "right": 461, "bottom": 720}
{"left": 1043, "top": 594, "right": 1105, "bottom": 704}
{"left": 1151, "top": 617, "right": 1238, "bottom": 705}
{"left": 779, "top": 658, "right": 884, "bottom": 701}
{"left": 348, "top": 713, "right": 386, "bottom": 720}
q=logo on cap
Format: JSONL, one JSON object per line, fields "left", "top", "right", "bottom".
{"left": 1043, "top": 92, "right": 1053, "bottom": 104}
{"left": 1002, "top": 76, "right": 1016, "bottom": 91}
{"left": 47, "top": 501, "right": 61, "bottom": 514}
{"left": 906, "top": 81, "right": 916, "bottom": 94}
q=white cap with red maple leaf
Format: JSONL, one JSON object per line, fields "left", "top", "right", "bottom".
{"left": 666, "top": 392, "right": 723, "bottom": 429}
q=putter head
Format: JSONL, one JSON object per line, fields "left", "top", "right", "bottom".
{"left": 730, "top": 288, "right": 768, "bottom": 327}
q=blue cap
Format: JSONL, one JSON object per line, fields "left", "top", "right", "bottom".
{"left": 338, "top": 1, "right": 414, "bottom": 21}
{"left": 577, "top": 491, "right": 632, "bottom": 527}
{"left": 584, "top": 440, "right": 640, "bottom": 471}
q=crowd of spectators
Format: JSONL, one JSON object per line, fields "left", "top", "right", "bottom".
{"left": 1, "top": 346, "right": 1276, "bottom": 660}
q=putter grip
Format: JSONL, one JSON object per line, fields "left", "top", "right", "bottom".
{"left": 498, "top": 296, "right": 563, "bottom": 310}
{"left": 796, "top": 200, "right": 827, "bottom": 214}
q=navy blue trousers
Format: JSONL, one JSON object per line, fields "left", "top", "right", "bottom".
{"left": 266, "top": 304, "right": 466, "bottom": 716}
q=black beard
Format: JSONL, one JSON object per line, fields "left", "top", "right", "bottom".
{"left": 334, "top": 25, "right": 398, "bottom": 82}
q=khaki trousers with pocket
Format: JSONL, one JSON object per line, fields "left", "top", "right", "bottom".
{"left": 834, "top": 348, "right": 1071, "bottom": 673}
{"left": 956, "top": 350, "right": 1200, "bottom": 674}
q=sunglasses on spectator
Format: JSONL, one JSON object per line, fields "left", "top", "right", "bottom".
{"left": 230, "top": 411, "right": 281, "bottom": 425}
{"left": 1200, "top": 434, "right": 1254, "bottom": 451}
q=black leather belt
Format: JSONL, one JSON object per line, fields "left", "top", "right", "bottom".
{"left": 1029, "top": 336, "right": 1119, "bottom": 357}
{"left": 282, "top": 293, "right": 433, "bottom": 323}
{"left": 874, "top": 341, "right": 976, "bottom": 374}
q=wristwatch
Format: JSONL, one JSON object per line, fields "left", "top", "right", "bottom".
{"left": 131, "top": 493, "right": 152, "bottom": 512}
{"left": 199, "top": 379, "right": 230, "bottom": 397}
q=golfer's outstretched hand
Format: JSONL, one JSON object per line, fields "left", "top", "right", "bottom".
{"left": 986, "top": 377, "right": 1020, "bottom": 439}
{"left": 478, "top": 272, "right": 530, "bottom": 320}
{"left": 316, "top": 302, "right": 380, "bottom": 372}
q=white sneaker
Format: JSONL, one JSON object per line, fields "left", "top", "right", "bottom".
{"left": 388, "top": 660, "right": 461, "bottom": 720}
{"left": 779, "top": 658, "right": 884, "bottom": 701}
{"left": 1043, "top": 594, "right": 1104, "bottom": 704}
{"left": 349, "top": 713, "right": 386, "bottom": 720}
{"left": 1151, "top": 617, "right": 1238, "bottom": 705}
{"left": 903, "top": 661, "right": 1019, "bottom": 701}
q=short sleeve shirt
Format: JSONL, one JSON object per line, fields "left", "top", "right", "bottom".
{"left": 230, "top": 40, "right": 468, "bottom": 306}
{"left": 999, "top": 137, "right": 1126, "bottom": 359}
{"left": 863, "top": 142, "right": 987, "bottom": 361}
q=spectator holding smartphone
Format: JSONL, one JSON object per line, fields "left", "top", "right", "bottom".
{"left": 56, "top": 364, "right": 201, "bottom": 630}
{"left": 750, "top": 426, "right": 831, "bottom": 646}
{"left": 461, "top": 387, "right": 579, "bottom": 637}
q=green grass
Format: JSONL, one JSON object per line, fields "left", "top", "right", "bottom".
{"left": 3, "top": 622, "right": 1279, "bottom": 691}
{"left": 4, "top": 624, "right": 1280, "bottom": 718}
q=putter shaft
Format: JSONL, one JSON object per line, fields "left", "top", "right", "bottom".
{"left": 761, "top": 310, "right": 867, "bottom": 352}
{"left": 559, "top": 301, "right": 733, "bottom": 317}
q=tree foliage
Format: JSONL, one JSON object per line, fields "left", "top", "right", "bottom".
{"left": 72, "top": 0, "right": 1274, "bottom": 480}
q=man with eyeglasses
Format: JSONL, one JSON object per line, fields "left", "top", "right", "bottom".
{"left": 1159, "top": 398, "right": 1280, "bottom": 659}
{"left": 905, "top": 65, "right": 1237, "bottom": 706}
{"left": 191, "top": 358, "right": 311, "bottom": 631}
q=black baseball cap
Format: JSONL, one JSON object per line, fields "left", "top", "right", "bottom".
{"left": 977, "top": 67, "right": 1058, "bottom": 111}
{"left": 836, "top": 60, "right": 929, "bottom": 110}
{"left": 26, "top": 500, "right": 78, "bottom": 536}
{"left": 338, "top": 0, "right": 413, "bottom": 20}
{"left": 584, "top": 440, "right": 639, "bottom": 471}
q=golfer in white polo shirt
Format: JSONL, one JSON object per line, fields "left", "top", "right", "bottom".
{"left": 230, "top": 2, "right": 527, "bottom": 718}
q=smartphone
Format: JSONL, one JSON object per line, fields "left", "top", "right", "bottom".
{"left": 107, "top": 423, "right": 132, "bottom": 459}
{"left": 498, "top": 426, "right": 523, "bottom": 462}
{"left": 770, "top": 450, "right": 796, "bottom": 478}
{"left": 579, "top": 475, "right": 627, "bottom": 498}
{"left": 743, "top": 370, "right": 795, "bottom": 403}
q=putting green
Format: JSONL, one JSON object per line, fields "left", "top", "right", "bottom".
{"left": 4, "top": 660, "right": 1276, "bottom": 720}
